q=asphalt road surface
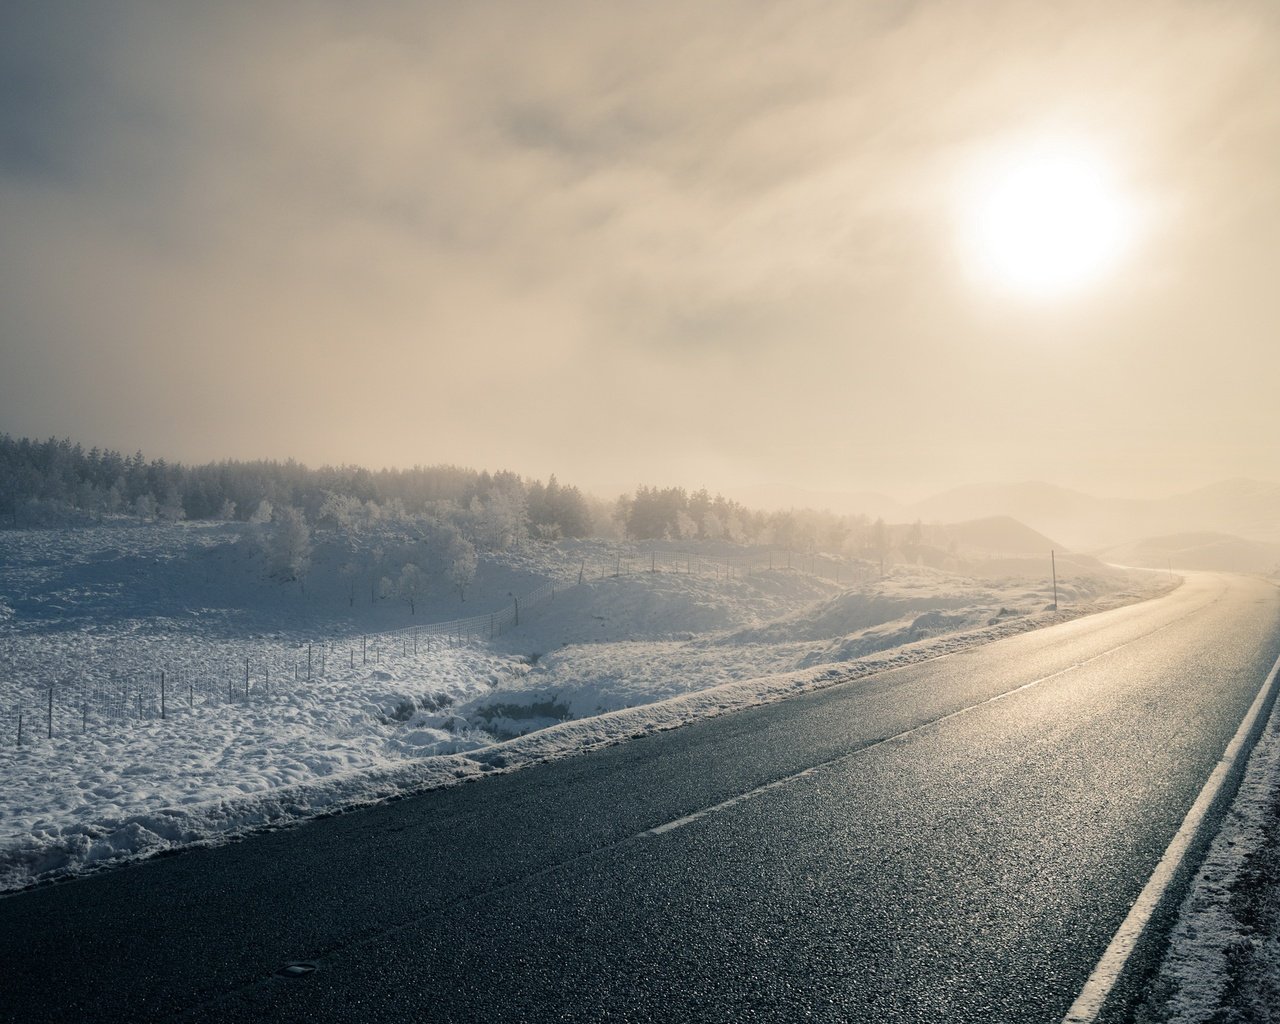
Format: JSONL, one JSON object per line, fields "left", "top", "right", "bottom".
{"left": 2, "top": 572, "right": 1278, "bottom": 1023}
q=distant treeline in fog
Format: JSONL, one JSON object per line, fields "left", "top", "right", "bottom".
{"left": 0, "top": 434, "right": 899, "bottom": 555}
{"left": 0, "top": 434, "right": 593, "bottom": 538}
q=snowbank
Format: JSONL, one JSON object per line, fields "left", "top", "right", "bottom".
{"left": 0, "top": 524, "right": 1160, "bottom": 892}
{"left": 1138, "top": 689, "right": 1280, "bottom": 1022}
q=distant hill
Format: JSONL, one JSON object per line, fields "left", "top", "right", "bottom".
{"left": 919, "top": 515, "right": 1108, "bottom": 581}
{"left": 1100, "top": 532, "right": 1280, "bottom": 574}
{"left": 942, "top": 516, "right": 1064, "bottom": 557}
{"left": 903, "top": 479, "right": 1280, "bottom": 551}
{"left": 1159, "top": 480, "right": 1280, "bottom": 545}
{"left": 910, "top": 484, "right": 1112, "bottom": 549}
{"left": 726, "top": 478, "right": 1280, "bottom": 554}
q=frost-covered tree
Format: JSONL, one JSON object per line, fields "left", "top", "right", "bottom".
{"left": 369, "top": 544, "right": 386, "bottom": 604}
{"left": 446, "top": 535, "right": 477, "bottom": 601}
{"left": 338, "top": 558, "right": 359, "bottom": 607}
{"left": 318, "top": 491, "right": 365, "bottom": 530}
{"left": 398, "top": 562, "right": 425, "bottom": 615}
{"left": 158, "top": 485, "right": 186, "bottom": 523}
{"left": 530, "top": 521, "right": 561, "bottom": 542}
{"left": 104, "top": 479, "right": 125, "bottom": 516}
{"left": 674, "top": 509, "right": 698, "bottom": 540}
{"left": 263, "top": 506, "right": 312, "bottom": 586}
{"left": 133, "top": 493, "right": 157, "bottom": 520}
{"left": 527, "top": 474, "right": 590, "bottom": 540}
{"left": 377, "top": 575, "right": 395, "bottom": 603}
{"left": 471, "top": 488, "right": 527, "bottom": 551}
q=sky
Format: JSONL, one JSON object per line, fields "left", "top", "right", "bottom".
{"left": 1, "top": 0, "right": 1278, "bottom": 503}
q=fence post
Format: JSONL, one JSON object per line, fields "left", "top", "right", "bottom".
{"left": 307, "top": 644, "right": 312, "bottom": 682}
{"left": 244, "top": 657, "right": 250, "bottom": 696}
{"left": 161, "top": 670, "right": 166, "bottom": 720}
{"left": 47, "top": 687, "right": 53, "bottom": 739}
{"left": 17, "top": 712, "right": 22, "bottom": 746}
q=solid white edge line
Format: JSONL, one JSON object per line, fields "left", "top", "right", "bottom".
{"left": 1061, "top": 646, "right": 1280, "bottom": 1023}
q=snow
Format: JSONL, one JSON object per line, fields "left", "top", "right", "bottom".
{"left": 1137, "top": 683, "right": 1280, "bottom": 1023}
{"left": 0, "top": 522, "right": 1159, "bottom": 893}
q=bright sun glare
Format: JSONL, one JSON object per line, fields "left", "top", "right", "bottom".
{"left": 962, "top": 142, "right": 1134, "bottom": 298}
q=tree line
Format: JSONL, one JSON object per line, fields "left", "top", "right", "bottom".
{"left": 0, "top": 434, "right": 593, "bottom": 540}
{"left": 0, "top": 433, "right": 910, "bottom": 566}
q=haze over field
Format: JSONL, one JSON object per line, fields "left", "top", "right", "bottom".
{"left": 2, "top": 1, "right": 1279, "bottom": 502}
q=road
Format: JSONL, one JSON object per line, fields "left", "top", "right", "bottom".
{"left": 2, "top": 572, "right": 1278, "bottom": 1023}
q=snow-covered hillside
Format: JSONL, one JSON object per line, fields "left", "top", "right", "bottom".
{"left": 0, "top": 523, "right": 1162, "bottom": 892}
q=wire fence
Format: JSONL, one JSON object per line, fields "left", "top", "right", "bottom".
{"left": 569, "top": 546, "right": 869, "bottom": 586}
{"left": 2, "top": 545, "right": 875, "bottom": 747}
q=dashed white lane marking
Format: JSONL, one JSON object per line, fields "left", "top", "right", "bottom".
{"left": 643, "top": 612, "right": 1190, "bottom": 838}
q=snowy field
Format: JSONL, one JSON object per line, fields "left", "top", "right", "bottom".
{"left": 0, "top": 522, "right": 1160, "bottom": 893}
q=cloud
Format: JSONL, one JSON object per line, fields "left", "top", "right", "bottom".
{"left": 1, "top": 0, "right": 1278, "bottom": 496}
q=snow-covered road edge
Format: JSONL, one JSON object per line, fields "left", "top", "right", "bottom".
{"left": 1138, "top": 643, "right": 1280, "bottom": 1023}
{"left": 0, "top": 588, "right": 1167, "bottom": 896}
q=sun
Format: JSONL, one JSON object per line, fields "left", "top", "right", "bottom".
{"left": 959, "top": 141, "right": 1134, "bottom": 298}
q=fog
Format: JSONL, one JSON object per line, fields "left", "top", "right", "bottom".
{"left": 2, "top": 0, "right": 1278, "bottom": 502}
